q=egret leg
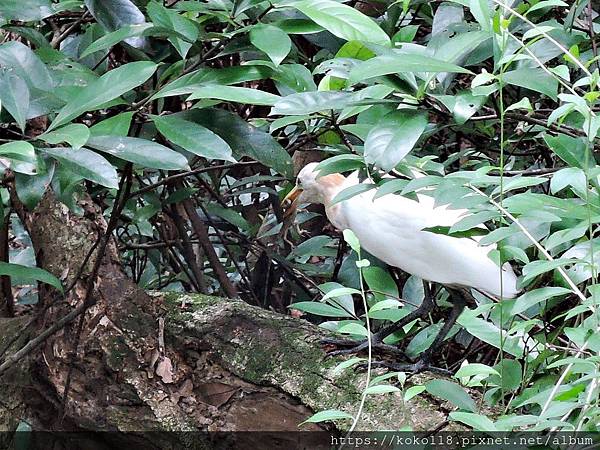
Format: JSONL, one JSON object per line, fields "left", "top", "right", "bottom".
{"left": 322, "top": 291, "right": 436, "bottom": 357}
{"left": 367, "top": 289, "right": 467, "bottom": 375}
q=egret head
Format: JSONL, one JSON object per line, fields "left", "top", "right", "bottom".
{"left": 283, "top": 162, "right": 346, "bottom": 213}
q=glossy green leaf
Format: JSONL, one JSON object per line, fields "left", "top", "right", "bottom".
{"left": 86, "top": 135, "right": 189, "bottom": 170}
{"left": 48, "top": 62, "right": 157, "bottom": 131}
{"left": 0, "top": 0, "right": 57, "bottom": 22}
{"left": 543, "top": 134, "right": 593, "bottom": 169}
{"left": 291, "top": 0, "right": 390, "bottom": 46}
{"left": 364, "top": 110, "right": 428, "bottom": 171}
{"left": 152, "top": 115, "right": 235, "bottom": 161}
{"left": 188, "top": 85, "right": 281, "bottom": 106}
{"left": 0, "top": 261, "right": 62, "bottom": 292}
{"left": 364, "top": 384, "right": 400, "bottom": 395}
{"left": 315, "top": 154, "right": 364, "bottom": 175}
{"left": 450, "top": 412, "right": 497, "bottom": 431}
{"left": 271, "top": 91, "right": 353, "bottom": 115}
{"left": 363, "top": 266, "right": 399, "bottom": 301}
{"left": 41, "top": 147, "right": 119, "bottom": 188}
{"left": 249, "top": 24, "right": 291, "bottom": 66}
{"left": 502, "top": 68, "right": 558, "bottom": 101}
{"left": 404, "top": 385, "right": 426, "bottom": 401}
{"left": 80, "top": 23, "right": 153, "bottom": 58}
{"left": 301, "top": 409, "right": 353, "bottom": 424}
{"left": 184, "top": 109, "right": 293, "bottom": 177}
{"left": 331, "top": 183, "right": 376, "bottom": 204}
{"left": 85, "top": 0, "right": 147, "bottom": 49}
{"left": 288, "top": 301, "right": 354, "bottom": 317}
{"left": 147, "top": 1, "right": 198, "bottom": 58}
{"left": 426, "top": 379, "right": 476, "bottom": 412}
{"left": 454, "top": 363, "right": 500, "bottom": 379}
{"left": 0, "top": 41, "right": 53, "bottom": 91}
{"left": 0, "top": 141, "right": 36, "bottom": 164}
{"left": 40, "top": 124, "right": 90, "bottom": 149}
{"left": 511, "top": 287, "right": 571, "bottom": 316}
{"left": 153, "top": 66, "right": 273, "bottom": 99}
{"left": 90, "top": 112, "right": 134, "bottom": 137}
{"left": 349, "top": 54, "right": 471, "bottom": 85}
{"left": 0, "top": 72, "right": 29, "bottom": 131}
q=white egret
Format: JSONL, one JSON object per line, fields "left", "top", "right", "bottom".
{"left": 284, "top": 162, "right": 520, "bottom": 372}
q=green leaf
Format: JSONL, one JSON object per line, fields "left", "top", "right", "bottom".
{"left": 0, "top": 142, "right": 36, "bottom": 165}
{"left": 320, "top": 281, "right": 355, "bottom": 314}
{"left": 152, "top": 115, "right": 235, "bottom": 161}
{"left": 85, "top": 0, "right": 147, "bottom": 49}
{"left": 147, "top": 2, "right": 198, "bottom": 58}
{"left": 337, "top": 323, "right": 368, "bottom": 336}
{"left": 80, "top": 23, "right": 153, "bottom": 58}
{"left": 550, "top": 167, "right": 586, "bottom": 194}
{"left": 450, "top": 412, "right": 497, "bottom": 431}
{"left": 369, "top": 299, "right": 402, "bottom": 313}
{"left": 288, "top": 301, "right": 354, "bottom": 317}
{"left": 0, "top": 262, "right": 62, "bottom": 292}
{"left": 543, "top": 134, "right": 593, "bottom": 169}
{"left": 454, "top": 363, "right": 500, "bottom": 379}
{"left": 449, "top": 210, "right": 497, "bottom": 233}
{"left": 0, "top": 72, "right": 29, "bottom": 131}
{"left": 40, "top": 124, "right": 90, "bottom": 150}
{"left": 332, "top": 357, "right": 365, "bottom": 375}
{"left": 188, "top": 85, "right": 281, "bottom": 106}
{"left": 491, "top": 359, "right": 522, "bottom": 391}
{"left": 457, "top": 309, "right": 529, "bottom": 357}
{"left": 425, "top": 379, "right": 476, "bottom": 412}
{"left": 363, "top": 266, "right": 398, "bottom": 301}
{"left": 203, "top": 203, "right": 251, "bottom": 231}
{"left": 90, "top": 112, "right": 134, "bottom": 137}
{"left": 0, "top": 0, "right": 57, "bottom": 22}
{"left": 364, "top": 110, "right": 428, "bottom": 171}
{"left": 343, "top": 229, "right": 360, "bottom": 253}
{"left": 364, "top": 384, "right": 401, "bottom": 395}
{"left": 527, "top": 0, "right": 568, "bottom": 14}
{"left": 271, "top": 91, "right": 353, "bottom": 115}
{"left": 0, "top": 41, "right": 53, "bottom": 91}
{"left": 510, "top": 287, "right": 570, "bottom": 315}
{"left": 153, "top": 66, "right": 273, "bottom": 99}
{"left": 502, "top": 68, "right": 558, "bottom": 101}
{"left": 468, "top": 0, "right": 491, "bottom": 31}
{"left": 48, "top": 61, "right": 157, "bottom": 131}
{"left": 315, "top": 154, "right": 364, "bottom": 175}
{"left": 40, "top": 147, "right": 119, "bottom": 188}
{"left": 349, "top": 54, "right": 471, "bottom": 85}
{"left": 322, "top": 287, "right": 361, "bottom": 301}
{"left": 249, "top": 24, "right": 291, "bottom": 66}
{"left": 291, "top": 0, "right": 390, "bottom": 46}
{"left": 404, "top": 385, "right": 426, "bottom": 401}
{"left": 521, "top": 258, "right": 576, "bottom": 284}
{"left": 301, "top": 409, "right": 353, "bottom": 424}
{"left": 86, "top": 136, "right": 189, "bottom": 170}
{"left": 330, "top": 183, "right": 376, "bottom": 205}
{"left": 184, "top": 109, "right": 294, "bottom": 177}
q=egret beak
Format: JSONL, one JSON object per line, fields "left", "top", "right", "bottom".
{"left": 282, "top": 185, "right": 302, "bottom": 220}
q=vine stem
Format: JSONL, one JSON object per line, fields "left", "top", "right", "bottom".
{"left": 344, "top": 247, "right": 372, "bottom": 442}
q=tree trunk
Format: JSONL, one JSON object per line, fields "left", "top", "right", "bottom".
{"left": 0, "top": 192, "right": 452, "bottom": 449}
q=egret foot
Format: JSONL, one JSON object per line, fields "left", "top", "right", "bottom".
{"left": 321, "top": 289, "right": 437, "bottom": 358}
{"left": 321, "top": 337, "right": 405, "bottom": 357}
{"left": 368, "top": 360, "right": 452, "bottom": 376}
{"left": 331, "top": 288, "right": 468, "bottom": 375}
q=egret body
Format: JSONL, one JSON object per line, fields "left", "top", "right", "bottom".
{"left": 287, "top": 162, "right": 519, "bottom": 298}
{"left": 285, "top": 163, "right": 520, "bottom": 372}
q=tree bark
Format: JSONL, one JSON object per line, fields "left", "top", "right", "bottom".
{"left": 0, "top": 191, "right": 453, "bottom": 449}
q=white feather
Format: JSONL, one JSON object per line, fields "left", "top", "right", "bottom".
{"left": 297, "top": 163, "right": 519, "bottom": 298}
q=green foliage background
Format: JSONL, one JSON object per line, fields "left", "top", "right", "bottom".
{"left": 0, "top": 0, "right": 599, "bottom": 432}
